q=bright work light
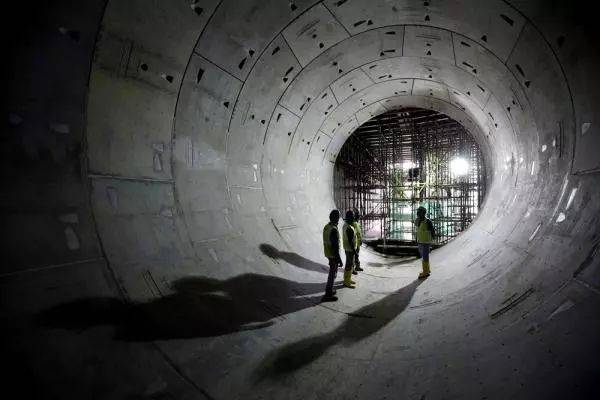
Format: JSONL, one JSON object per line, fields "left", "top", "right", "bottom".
{"left": 450, "top": 157, "right": 469, "bottom": 176}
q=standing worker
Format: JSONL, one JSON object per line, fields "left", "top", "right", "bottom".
{"left": 352, "top": 208, "right": 364, "bottom": 273}
{"left": 415, "top": 206, "right": 435, "bottom": 279}
{"left": 342, "top": 210, "right": 358, "bottom": 288}
{"left": 322, "top": 209, "right": 343, "bottom": 301}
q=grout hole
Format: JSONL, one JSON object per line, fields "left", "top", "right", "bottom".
{"left": 141, "top": 63, "right": 148, "bottom": 71}
{"left": 223, "top": 101, "right": 230, "bottom": 108}
{"left": 238, "top": 57, "right": 247, "bottom": 70}
{"left": 424, "top": 15, "right": 430, "bottom": 21}
{"left": 290, "top": 3, "right": 297, "bottom": 11}
{"left": 515, "top": 64, "right": 525, "bottom": 77}
{"left": 500, "top": 14, "right": 514, "bottom": 26}
{"left": 272, "top": 46, "right": 280, "bottom": 55}
{"left": 196, "top": 68, "right": 204, "bottom": 83}
{"left": 481, "top": 35, "right": 487, "bottom": 42}
{"left": 319, "top": 42, "right": 324, "bottom": 48}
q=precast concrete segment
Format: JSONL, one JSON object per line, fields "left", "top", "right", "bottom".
{"left": 3, "top": 0, "right": 600, "bottom": 399}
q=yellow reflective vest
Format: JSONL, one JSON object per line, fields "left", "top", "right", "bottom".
{"left": 416, "top": 219, "right": 433, "bottom": 244}
{"left": 342, "top": 222, "right": 357, "bottom": 251}
{"left": 322, "top": 223, "right": 339, "bottom": 258}
{"left": 352, "top": 221, "right": 362, "bottom": 246}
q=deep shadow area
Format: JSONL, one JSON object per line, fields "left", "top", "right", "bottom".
{"left": 36, "top": 274, "right": 327, "bottom": 341}
{"left": 367, "top": 257, "right": 419, "bottom": 268}
{"left": 254, "top": 279, "right": 423, "bottom": 381}
{"left": 260, "top": 243, "right": 330, "bottom": 273}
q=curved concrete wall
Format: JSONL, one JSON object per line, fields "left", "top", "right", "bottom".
{"left": 3, "top": 1, "right": 599, "bottom": 399}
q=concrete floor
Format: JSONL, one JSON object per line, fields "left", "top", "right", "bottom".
{"left": 3, "top": 1, "right": 600, "bottom": 399}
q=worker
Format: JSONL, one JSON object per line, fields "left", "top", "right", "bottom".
{"left": 352, "top": 208, "right": 364, "bottom": 273}
{"left": 415, "top": 206, "right": 434, "bottom": 279}
{"left": 322, "top": 209, "right": 343, "bottom": 301}
{"left": 342, "top": 210, "right": 358, "bottom": 288}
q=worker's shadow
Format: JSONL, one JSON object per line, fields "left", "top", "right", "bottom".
{"left": 36, "top": 274, "right": 325, "bottom": 341}
{"left": 259, "top": 243, "right": 330, "bottom": 273}
{"left": 254, "top": 279, "right": 423, "bottom": 381}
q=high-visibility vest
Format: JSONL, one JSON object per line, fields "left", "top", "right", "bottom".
{"left": 416, "top": 219, "right": 433, "bottom": 244}
{"left": 322, "top": 223, "right": 339, "bottom": 258}
{"left": 342, "top": 222, "right": 357, "bottom": 251}
{"left": 352, "top": 221, "right": 362, "bottom": 245}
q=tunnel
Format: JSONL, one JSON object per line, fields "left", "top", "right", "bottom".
{"left": 3, "top": 1, "right": 600, "bottom": 399}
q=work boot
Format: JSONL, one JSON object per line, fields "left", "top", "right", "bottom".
{"left": 343, "top": 270, "right": 356, "bottom": 288}
{"left": 418, "top": 261, "right": 431, "bottom": 279}
{"left": 352, "top": 269, "right": 358, "bottom": 275}
{"left": 322, "top": 294, "right": 338, "bottom": 302}
{"left": 355, "top": 265, "right": 364, "bottom": 272}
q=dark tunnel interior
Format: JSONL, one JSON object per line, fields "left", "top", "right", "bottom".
{"left": 3, "top": 1, "right": 600, "bottom": 399}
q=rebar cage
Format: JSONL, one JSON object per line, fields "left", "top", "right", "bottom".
{"left": 334, "top": 107, "right": 487, "bottom": 246}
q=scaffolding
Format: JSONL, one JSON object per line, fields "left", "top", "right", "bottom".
{"left": 334, "top": 107, "right": 486, "bottom": 248}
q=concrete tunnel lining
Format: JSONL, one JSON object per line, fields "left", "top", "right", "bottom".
{"left": 3, "top": 1, "right": 600, "bottom": 399}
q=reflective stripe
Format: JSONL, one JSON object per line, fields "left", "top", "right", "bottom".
{"left": 416, "top": 220, "right": 433, "bottom": 244}
{"left": 323, "top": 223, "right": 339, "bottom": 258}
{"left": 342, "top": 222, "right": 357, "bottom": 251}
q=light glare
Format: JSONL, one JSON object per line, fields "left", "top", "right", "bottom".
{"left": 450, "top": 157, "right": 469, "bottom": 176}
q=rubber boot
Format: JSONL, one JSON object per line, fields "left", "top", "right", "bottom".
{"left": 418, "top": 261, "right": 431, "bottom": 279}
{"left": 343, "top": 270, "right": 356, "bottom": 288}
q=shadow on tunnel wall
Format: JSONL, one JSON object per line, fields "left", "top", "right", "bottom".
{"left": 254, "top": 279, "right": 423, "bottom": 381}
{"left": 36, "top": 273, "right": 328, "bottom": 341}
{"left": 260, "top": 244, "right": 329, "bottom": 273}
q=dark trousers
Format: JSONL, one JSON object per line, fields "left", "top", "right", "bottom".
{"left": 354, "top": 247, "right": 360, "bottom": 267}
{"left": 325, "top": 258, "right": 338, "bottom": 296}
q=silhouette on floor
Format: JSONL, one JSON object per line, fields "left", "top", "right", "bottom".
{"left": 260, "top": 244, "right": 330, "bottom": 273}
{"left": 255, "top": 279, "right": 423, "bottom": 380}
{"left": 36, "top": 274, "right": 326, "bottom": 341}
{"left": 367, "top": 258, "right": 418, "bottom": 268}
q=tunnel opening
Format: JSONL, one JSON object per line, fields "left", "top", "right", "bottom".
{"left": 334, "top": 107, "right": 487, "bottom": 256}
